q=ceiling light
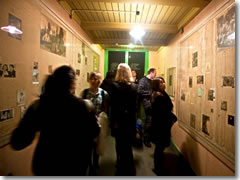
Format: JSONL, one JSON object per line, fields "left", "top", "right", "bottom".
{"left": 1, "top": 25, "right": 22, "bottom": 34}
{"left": 129, "top": 26, "right": 145, "bottom": 40}
{"left": 128, "top": 43, "right": 134, "bottom": 48}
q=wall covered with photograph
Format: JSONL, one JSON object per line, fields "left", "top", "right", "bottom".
{"left": 178, "top": 4, "right": 235, "bottom": 170}
{"left": 0, "top": 0, "right": 100, "bottom": 148}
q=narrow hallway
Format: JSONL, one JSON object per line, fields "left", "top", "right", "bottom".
{"left": 96, "top": 136, "right": 195, "bottom": 176}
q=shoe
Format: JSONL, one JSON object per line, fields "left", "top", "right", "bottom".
{"left": 144, "top": 141, "right": 152, "bottom": 148}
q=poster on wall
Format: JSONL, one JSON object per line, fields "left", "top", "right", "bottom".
{"left": 40, "top": 15, "right": 66, "bottom": 57}
{"left": 217, "top": 6, "right": 235, "bottom": 48}
{"left": 0, "top": 63, "right": 16, "bottom": 78}
{"left": 8, "top": 14, "right": 22, "bottom": 40}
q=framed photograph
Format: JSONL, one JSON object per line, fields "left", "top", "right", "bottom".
{"left": 85, "top": 57, "right": 88, "bottom": 65}
{"left": 167, "top": 67, "right": 175, "bottom": 97}
{"left": 8, "top": 14, "right": 22, "bottom": 40}
{"left": 197, "top": 75, "right": 204, "bottom": 84}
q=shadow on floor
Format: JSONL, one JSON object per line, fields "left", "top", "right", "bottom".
{"left": 96, "top": 136, "right": 195, "bottom": 176}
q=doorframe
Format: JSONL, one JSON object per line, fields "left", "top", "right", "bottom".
{"left": 104, "top": 49, "right": 149, "bottom": 77}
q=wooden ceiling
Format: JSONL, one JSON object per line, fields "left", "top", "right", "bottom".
{"left": 58, "top": 0, "right": 211, "bottom": 51}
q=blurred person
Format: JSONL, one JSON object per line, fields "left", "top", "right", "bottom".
{"left": 131, "top": 70, "right": 138, "bottom": 84}
{"left": 11, "top": 65, "right": 100, "bottom": 175}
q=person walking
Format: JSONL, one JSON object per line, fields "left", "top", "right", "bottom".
{"left": 138, "top": 68, "right": 156, "bottom": 147}
{"left": 11, "top": 65, "right": 100, "bottom": 175}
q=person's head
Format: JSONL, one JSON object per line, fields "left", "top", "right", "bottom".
{"left": 2, "top": 64, "right": 8, "bottom": 71}
{"left": 9, "top": 64, "right": 14, "bottom": 71}
{"left": 131, "top": 70, "right": 137, "bottom": 78}
{"left": 115, "top": 63, "right": 133, "bottom": 84}
{"left": 152, "top": 77, "right": 166, "bottom": 92}
{"left": 43, "top": 65, "right": 76, "bottom": 95}
{"left": 147, "top": 68, "right": 156, "bottom": 79}
{"left": 89, "top": 72, "right": 102, "bottom": 89}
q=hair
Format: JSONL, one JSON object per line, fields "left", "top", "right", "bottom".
{"left": 2, "top": 64, "right": 8, "bottom": 71}
{"left": 115, "top": 63, "right": 133, "bottom": 84}
{"left": 152, "top": 77, "right": 165, "bottom": 91}
{"left": 89, "top": 72, "right": 102, "bottom": 85}
{"left": 41, "top": 65, "right": 75, "bottom": 97}
{"left": 89, "top": 72, "right": 101, "bottom": 80}
{"left": 147, "top": 68, "right": 156, "bottom": 75}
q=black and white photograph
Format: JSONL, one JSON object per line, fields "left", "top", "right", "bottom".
{"left": 17, "top": 90, "right": 25, "bottom": 106}
{"left": 228, "top": 115, "right": 234, "bottom": 126}
{"left": 197, "top": 75, "right": 204, "bottom": 84}
{"left": 217, "top": 6, "right": 235, "bottom": 48}
{"left": 32, "top": 70, "right": 39, "bottom": 84}
{"left": 33, "top": 61, "right": 38, "bottom": 69}
{"left": 20, "top": 105, "right": 27, "bottom": 118}
{"left": 76, "top": 69, "right": 80, "bottom": 76}
{"left": 8, "top": 14, "right": 22, "bottom": 40}
{"left": 189, "top": 76, "right": 193, "bottom": 88}
{"left": 223, "top": 76, "right": 234, "bottom": 87}
{"left": 82, "top": 42, "right": 85, "bottom": 56}
{"left": 0, "top": 109, "right": 14, "bottom": 122}
{"left": 202, "top": 114, "right": 210, "bottom": 135}
{"left": 192, "top": 51, "right": 198, "bottom": 68}
{"left": 48, "top": 65, "right": 53, "bottom": 73}
{"left": 208, "top": 89, "right": 215, "bottom": 101}
{"left": 85, "top": 56, "right": 88, "bottom": 65}
{"left": 78, "top": 53, "right": 81, "bottom": 63}
{"left": 221, "top": 101, "right": 227, "bottom": 111}
{"left": 181, "top": 91, "right": 185, "bottom": 101}
{"left": 87, "top": 72, "right": 90, "bottom": 82}
{"left": 40, "top": 15, "right": 66, "bottom": 57}
{"left": 190, "top": 113, "right": 196, "bottom": 129}
{"left": 0, "top": 63, "right": 16, "bottom": 78}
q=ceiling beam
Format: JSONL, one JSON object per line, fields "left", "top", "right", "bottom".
{"left": 93, "top": 38, "right": 167, "bottom": 46}
{"left": 82, "top": 22, "right": 178, "bottom": 33}
{"left": 63, "top": 0, "right": 210, "bottom": 8}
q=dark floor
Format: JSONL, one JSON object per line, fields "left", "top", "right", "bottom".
{"left": 95, "top": 136, "right": 196, "bottom": 176}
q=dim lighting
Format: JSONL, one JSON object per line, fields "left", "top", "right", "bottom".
{"left": 1, "top": 25, "right": 22, "bottom": 34}
{"left": 129, "top": 26, "right": 145, "bottom": 40}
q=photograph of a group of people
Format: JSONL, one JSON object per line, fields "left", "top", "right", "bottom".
{"left": 0, "top": 63, "right": 16, "bottom": 78}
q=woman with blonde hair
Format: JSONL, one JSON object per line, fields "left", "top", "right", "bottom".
{"left": 110, "top": 63, "right": 137, "bottom": 175}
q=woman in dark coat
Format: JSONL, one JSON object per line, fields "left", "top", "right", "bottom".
{"left": 11, "top": 65, "right": 100, "bottom": 175}
{"left": 150, "top": 77, "right": 177, "bottom": 175}
{"left": 110, "top": 63, "right": 138, "bottom": 176}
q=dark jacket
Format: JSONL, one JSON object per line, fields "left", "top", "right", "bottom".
{"left": 138, "top": 76, "right": 152, "bottom": 109}
{"left": 150, "top": 91, "right": 174, "bottom": 147}
{"left": 11, "top": 93, "right": 100, "bottom": 175}
{"left": 110, "top": 81, "right": 137, "bottom": 140}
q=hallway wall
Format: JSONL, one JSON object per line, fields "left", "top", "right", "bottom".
{"left": 157, "top": 0, "right": 235, "bottom": 176}
{"left": 0, "top": 0, "right": 103, "bottom": 175}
